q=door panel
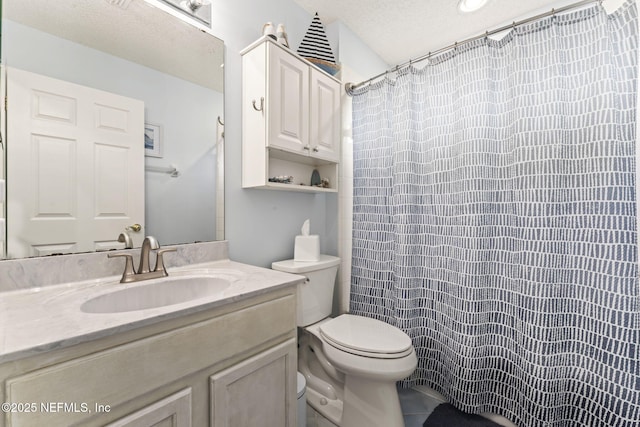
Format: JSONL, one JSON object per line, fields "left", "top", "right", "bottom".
{"left": 268, "top": 45, "right": 309, "bottom": 154}
{"left": 309, "top": 68, "right": 340, "bottom": 162}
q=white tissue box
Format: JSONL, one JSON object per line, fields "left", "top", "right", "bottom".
{"left": 294, "top": 235, "right": 320, "bottom": 261}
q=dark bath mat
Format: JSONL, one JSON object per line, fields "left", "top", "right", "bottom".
{"left": 423, "top": 403, "right": 503, "bottom": 427}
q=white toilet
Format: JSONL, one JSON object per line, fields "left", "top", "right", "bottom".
{"left": 272, "top": 255, "right": 417, "bottom": 427}
{"left": 297, "top": 372, "right": 307, "bottom": 427}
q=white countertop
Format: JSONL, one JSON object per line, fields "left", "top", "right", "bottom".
{"left": 0, "top": 259, "right": 303, "bottom": 364}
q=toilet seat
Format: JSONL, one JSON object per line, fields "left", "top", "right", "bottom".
{"left": 319, "top": 314, "right": 413, "bottom": 359}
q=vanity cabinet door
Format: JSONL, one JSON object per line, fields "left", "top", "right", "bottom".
{"left": 106, "top": 388, "right": 192, "bottom": 427}
{"left": 209, "top": 338, "right": 297, "bottom": 427}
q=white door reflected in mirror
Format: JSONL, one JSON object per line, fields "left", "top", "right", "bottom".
{"left": 7, "top": 68, "right": 145, "bottom": 258}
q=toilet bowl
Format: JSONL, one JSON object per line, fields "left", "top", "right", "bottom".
{"left": 272, "top": 255, "right": 417, "bottom": 427}
{"left": 297, "top": 372, "right": 306, "bottom": 427}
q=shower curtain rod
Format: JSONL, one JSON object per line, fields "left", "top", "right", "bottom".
{"left": 345, "top": 0, "right": 602, "bottom": 95}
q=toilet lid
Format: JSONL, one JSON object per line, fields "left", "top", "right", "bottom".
{"left": 319, "top": 314, "right": 413, "bottom": 358}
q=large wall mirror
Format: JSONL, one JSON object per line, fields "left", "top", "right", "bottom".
{"left": 1, "top": 0, "right": 225, "bottom": 259}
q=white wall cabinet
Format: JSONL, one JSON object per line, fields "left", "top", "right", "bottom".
{"left": 242, "top": 37, "right": 341, "bottom": 193}
{"left": 0, "top": 288, "right": 297, "bottom": 427}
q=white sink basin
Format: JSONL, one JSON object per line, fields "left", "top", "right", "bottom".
{"left": 81, "top": 275, "right": 231, "bottom": 313}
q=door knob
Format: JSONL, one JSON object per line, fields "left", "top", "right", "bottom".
{"left": 127, "top": 223, "right": 142, "bottom": 232}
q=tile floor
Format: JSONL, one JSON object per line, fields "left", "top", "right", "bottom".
{"left": 305, "top": 387, "right": 443, "bottom": 427}
{"left": 306, "top": 406, "right": 337, "bottom": 427}
{"left": 399, "top": 387, "right": 443, "bottom": 427}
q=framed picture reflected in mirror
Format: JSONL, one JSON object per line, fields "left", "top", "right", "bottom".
{"left": 144, "top": 122, "right": 163, "bottom": 158}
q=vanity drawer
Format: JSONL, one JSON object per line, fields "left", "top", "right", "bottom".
{"left": 5, "top": 294, "right": 296, "bottom": 427}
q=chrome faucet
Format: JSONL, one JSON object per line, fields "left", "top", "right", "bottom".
{"left": 108, "top": 236, "right": 176, "bottom": 283}
{"left": 138, "top": 235, "right": 160, "bottom": 274}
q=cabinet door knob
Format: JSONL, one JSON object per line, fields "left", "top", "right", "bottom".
{"left": 252, "top": 97, "right": 264, "bottom": 112}
{"left": 312, "top": 146, "right": 319, "bottom": 152}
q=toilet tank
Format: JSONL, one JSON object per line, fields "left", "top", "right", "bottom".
{"left": 272, "top": 255, "right": 340, "bottom": 327}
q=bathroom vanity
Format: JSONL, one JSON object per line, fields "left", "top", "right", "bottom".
{"left": 0, "top": 243, "right": 302, "bottom": 426}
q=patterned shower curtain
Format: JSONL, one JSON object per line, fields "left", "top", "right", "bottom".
{"left": 350, "top": 2, "right": 639, "bottom": 426}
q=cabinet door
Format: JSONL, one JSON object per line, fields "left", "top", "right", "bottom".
{"left": 267, "top": 45, "right": 309, "bottom": 154}
{"left": 309, "top": 68, "right": 341, "bottom": 162}
{"left": 106, "top": 388, "right": 192, "bottom": 427}
{"left": 210, "top": 339, "right": 297, "bottom": 427}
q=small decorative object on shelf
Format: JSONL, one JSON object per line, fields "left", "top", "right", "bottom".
{"left": 310, "top": 169, "right": 321, "bottom": 186}
{"left": 276, "top": 24, "right": 289, "bottom": 48}
{"left": 268, "top": 175, "right": 294, "bottom": 184}
{"left": 297, "top": 13, "right": 340, "bottom": 76}
{"left": 262, "top": 22, "right": 289, "bottom": 48}
{"left": 262, "top": 22, "right": 276, "bottom": 40}
{"left": 320, "top": 178, "right": 330, "bottom": 188}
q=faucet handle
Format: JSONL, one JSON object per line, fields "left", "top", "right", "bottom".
{"left": 154, "top": 248, "right": 177, "bottom": 276}
{"left": 108, "top": 253, "right": 137, "bottom": 283}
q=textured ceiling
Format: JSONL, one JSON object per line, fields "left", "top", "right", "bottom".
{"left": 291, "top": 0, "right": 624, "bottom": 66}
{"left": 4, "top": 0, "right": 224, "bottom": 92}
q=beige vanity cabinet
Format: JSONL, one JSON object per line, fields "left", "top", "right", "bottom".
{"left": 0, "top": 287, "right": 297, "bottom": 427}
{"left": 242, "top": 37, "right": 341, "bottom": 192}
